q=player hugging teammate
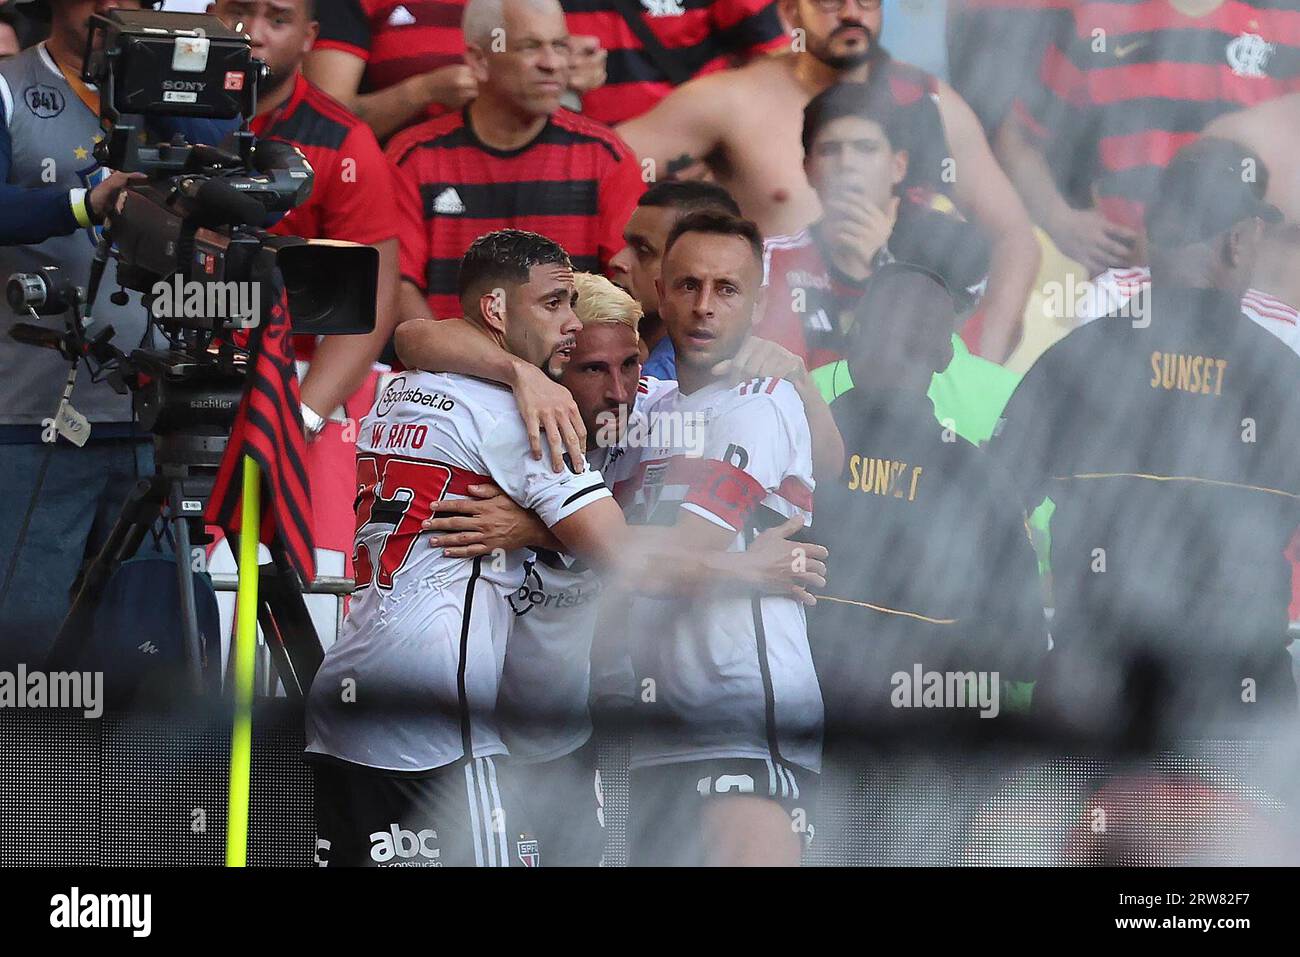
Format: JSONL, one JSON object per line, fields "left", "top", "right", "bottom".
{"left": 305, "top": 225, "right": 839, "bottom": 867}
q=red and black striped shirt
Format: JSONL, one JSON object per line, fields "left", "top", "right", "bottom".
{"left": 313, "top": 0, "right": 786, "bottom": 129}
{"left": 564, "top": 0, "right": 787, "bottom": 124}
{"left": 314, "top": 0, "right": 466, "bottom": 107}
{"left": 1015, "top": 0, "right": 1300, "bottom": 232}
{"left": 252, "top": 74, "right": 401, "bottom": 249}
{"left": 386, "top": 107, "right": 645, "bottom": 320}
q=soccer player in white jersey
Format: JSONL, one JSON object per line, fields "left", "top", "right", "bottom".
{"left": 306, "top": 230, "right": 826, "bottom": 867}
{"left": 614, "top": 211, "right": 826, "bottom": 867}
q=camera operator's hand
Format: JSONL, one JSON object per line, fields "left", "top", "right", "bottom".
{"left": 420, "top": 64, "right": 479, "bottom": 111}
{"left": 88, "top": 171, "right": 146, "bottom": 222}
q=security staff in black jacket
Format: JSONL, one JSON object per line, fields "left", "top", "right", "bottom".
{"left": 809, "top": 262, "right": 1048, "bottom": 748}
{"left": 991, "top": 137, "right": 1300, "bottom": 742}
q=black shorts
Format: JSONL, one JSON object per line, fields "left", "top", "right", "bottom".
{"left": 311, "top": 754, "right": 540, "bottom": 867}
{"left": 627, "top": 757, "right": 819, "bottom": 867}
{"left": 508, "top": 739, "right": 606, "bottom": 867}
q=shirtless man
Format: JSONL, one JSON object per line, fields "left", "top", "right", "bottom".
{"left": 1204, "top": 95, "right": 1300, "bottom": 313}
{"left": 615, "top": 0, "right": 1039, "bottom": 362}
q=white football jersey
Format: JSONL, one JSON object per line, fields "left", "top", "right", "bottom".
{"left": 613, "top": 376, "right": 824, "bottom": 773}
{"left": 304, "top": 372, "right": 611, "bottom": 773}
{"left": 497, "top": 376, "right": 675, "bottom": 764}
{"left": 1080, "top": 267, "right": 1300, "bottom": 356}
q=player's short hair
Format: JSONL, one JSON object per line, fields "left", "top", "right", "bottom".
{"left": 638, "top": 180, "right": 742, "bottom": 217}
{"left": 457, "top": 229, "right": 572, "bottom": 310}
{"left": 574, "top": 272, "right": 642, "bottom": 336}
{"left": 462, "top": 0, "right": 559, "bottom": 48}
{"left": 802, "top": 81, "right": 910, "bottom": 157}
{"left": 662, "top": 210, "right": 764, "bottom": 267}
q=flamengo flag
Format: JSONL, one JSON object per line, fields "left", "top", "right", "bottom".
{"left": 205, "top": 271, "right": 315, "bottom": 585}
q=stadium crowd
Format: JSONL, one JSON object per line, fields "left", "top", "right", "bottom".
{"left": 2, "top": 0, "right": 1299, "bottom": 866}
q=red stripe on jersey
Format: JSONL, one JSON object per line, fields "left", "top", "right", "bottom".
{"left": 355, "top": 452, "right": 491, "bottom": 509}
{"left": 1098, "top": 129, "right": 1200, "bottom": 173}
{"left": 613, "top": 453, "right": 767, "bottom": 530}
{"left": 1040, "top": 42, "right": 1089, "bottom": 108}
{"left": 394, "top": 143, "right": 625, "bottom": 183}
{"left": 764, "top": 377, "right": 780, "bottom": 394}
{"left": 680, "top": 457, "right": 768, "bottom": 532}
{"left": 1028, "top": 1, "right": 1300, "bottom": 225}
{"left": 776, "top": 475, "right": 814, "bottom": 512}
{"left": 352, "top": 452, "right": 491, "bottom": 590}
{"left": 388, "top": 109, "right": 642, "bottom": 316}
{"left": 1243, "top": 292, "right": 1299, "bottom": 324}
{"left": 1087, "top": 63, "right": 1291, "bottom": 108}
{"left": 311, "top": 0, "right": 471, "bottom": 127}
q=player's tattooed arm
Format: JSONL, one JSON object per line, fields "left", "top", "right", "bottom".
{"left": 710, "top": 338, "right": 845, "bottom": 484}
{"left": 393, "top": 315, "right": 586, "bottom": 471}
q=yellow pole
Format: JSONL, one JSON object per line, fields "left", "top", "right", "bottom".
{"left": 226, "top": 456, "right": 260, "bottom": 867}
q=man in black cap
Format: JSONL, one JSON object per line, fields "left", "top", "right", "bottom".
{"left": 990, "top": 136, "right": 1300, "bottom": 742}
{"left": 809, "top": 262, "right": 1047, "bottom": 744}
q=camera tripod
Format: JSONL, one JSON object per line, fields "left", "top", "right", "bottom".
{"left": 45, "top": 393, "right": 324, "bottom": 701}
